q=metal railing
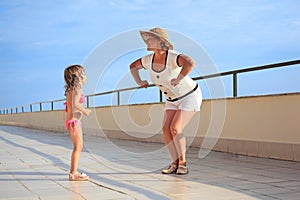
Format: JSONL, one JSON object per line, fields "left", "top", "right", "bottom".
{"left": 1, "top": 59, "right": 300, "bottom": 115}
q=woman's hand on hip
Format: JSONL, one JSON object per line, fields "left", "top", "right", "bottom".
{"left": 170, "top": 78, "right": 180, "bottom": 87}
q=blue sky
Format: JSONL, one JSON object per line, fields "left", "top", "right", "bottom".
{"left": 0, "top": 0, "right": 300, "bottom": 110}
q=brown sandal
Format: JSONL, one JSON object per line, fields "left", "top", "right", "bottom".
{"left": 176, "top": 164, "right": 189, "bottom": 175}
{"left": 162, "top": 163, "right": 178, "bottom": 174}
{"left": 69, "top": 172, "right": 89, "bottom": 181}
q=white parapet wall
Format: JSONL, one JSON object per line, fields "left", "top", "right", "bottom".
{"left": 1, "top": 93, "right": 300, "bottom": 161}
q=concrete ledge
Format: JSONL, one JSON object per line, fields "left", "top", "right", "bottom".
{"left": 1, "top": 93, "right": 300, "bottom": 161}
{"left": 191, "top": 137, "right": 300, "bottom": 161}
{"left": 92, "top": 130, "right": 300, "bottom": 162}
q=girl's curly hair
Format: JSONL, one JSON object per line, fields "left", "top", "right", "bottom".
{"left": 64, "top": 65, "right": 85, "bottom": 96}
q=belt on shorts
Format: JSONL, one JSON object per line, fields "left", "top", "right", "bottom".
{"left": 166, "top": 84, "right": 198, "bottom": 102}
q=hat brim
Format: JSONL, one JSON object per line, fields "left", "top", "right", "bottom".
{"left": 139, "top": 30, "right": 173, "bottom": 50}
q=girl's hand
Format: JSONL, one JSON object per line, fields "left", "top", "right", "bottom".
{"left": 138, "top": 80, "right": 149, "bottom": 88}
{"left": 85, "top": 109, "right": 92, "bottom": 116}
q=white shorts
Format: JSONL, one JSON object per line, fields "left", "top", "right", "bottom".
{"left": 165, "top": 87, "right": 202, "bottom": 112}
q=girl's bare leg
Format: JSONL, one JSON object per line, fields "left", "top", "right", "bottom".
{"left": 69, "top": 123, "right": 83, "bottom": 174}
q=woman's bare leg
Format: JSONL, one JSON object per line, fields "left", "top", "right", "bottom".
{"left": 170, "top": 110, "right": 195, "bottom": 165}
{"left": 162, "top": 110, "right": 179, "bottom": 164}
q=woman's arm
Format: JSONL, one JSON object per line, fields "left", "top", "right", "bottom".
{"left": 171, "top": 54, "right": 195, "bottom": 86}
{"left": 130, "top": 59, "right": 149, "bottom": 88}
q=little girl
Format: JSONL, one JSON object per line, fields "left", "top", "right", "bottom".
{"left": 64, "top": 64, "right": 91, "bottom": 181}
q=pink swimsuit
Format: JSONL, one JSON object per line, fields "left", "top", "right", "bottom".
{"left": 65, "top": 94, "right": 85, "bottom": 132}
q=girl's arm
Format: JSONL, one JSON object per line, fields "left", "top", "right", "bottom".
{"left": 171, "top": 54, "right": 195, "bottom": 86}
{"left": 72, "top": 88, "right": 91, "bottom": 116}
{"left": 130, "top": 59, "right": 149, "bottom": 88}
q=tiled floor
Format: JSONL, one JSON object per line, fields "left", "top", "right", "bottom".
{"left": 0, "top": 125, "right": 299, "bottom": 200}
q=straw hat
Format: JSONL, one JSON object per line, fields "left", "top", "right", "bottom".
{"left": 140, "top": 27, "right": 173, "bottom": 50}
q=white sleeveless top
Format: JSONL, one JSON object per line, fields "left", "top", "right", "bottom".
{"left": 141, "top": 50, "right": 197, "bottom": 101}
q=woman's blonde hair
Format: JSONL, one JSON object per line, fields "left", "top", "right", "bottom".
{"left": 64, "top": 65, "right": 85, "bottom": 96}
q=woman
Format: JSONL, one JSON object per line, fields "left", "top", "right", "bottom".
{"left": 129, "top": 28, "right": 202, "bottom": 175}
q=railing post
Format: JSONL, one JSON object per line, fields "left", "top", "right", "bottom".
{"left": 117, "top": 91, "right": 120, "bottom": 106}
{"left": 30, "top": 104, "right": 33, "bottom": 112}
{"left": 22, "top": 106, "right": 24, "bottom": 113}
{"left": 51, "top": 101, "right": 54, "bottom": 111}
{"left": 40, "top": 103, "right": 42, "bottom": 111}
{"left": 159, "top": 90, "right": 163, "bottom": 102}
{"left": 86, "top": 96, "right": 89, "bottom": 108}
{"left": 11, "top": 108, "right": 13, "bottom": 114}
{"left": 16, "top": 107, "right": 18, "bottom": 113}
{"left": 233, "top": 73, "right": 237, "bottom": 97}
